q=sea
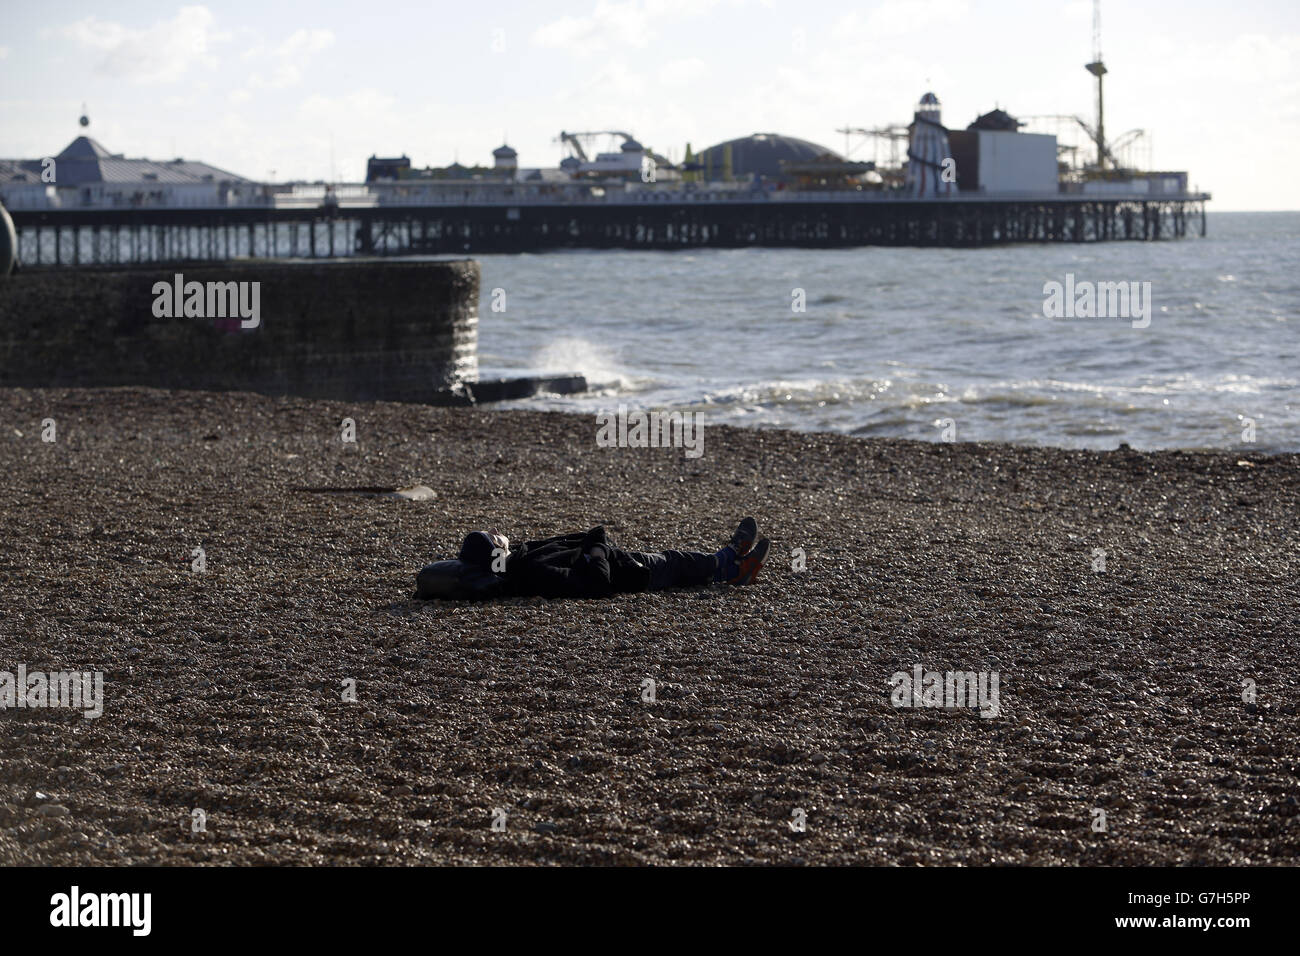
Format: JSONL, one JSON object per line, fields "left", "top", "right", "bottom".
{"left": 464, "top": 211, "right": 1298, "bottom": 452}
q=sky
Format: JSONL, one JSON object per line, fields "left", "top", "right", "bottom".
{"left": 1, "top": 0, "right": 1296, "bottom": 210}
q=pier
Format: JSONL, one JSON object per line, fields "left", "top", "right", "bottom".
{"left": 8, "top": 192, "right": 1207, "bottom": 267}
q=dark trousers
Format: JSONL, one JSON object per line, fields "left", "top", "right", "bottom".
{"left": 624, "top": 549, "right": 716, "bottom": 591}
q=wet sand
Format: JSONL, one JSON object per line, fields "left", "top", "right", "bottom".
{"left": 1, "top": 386, "right": 1297, "bottom": 865}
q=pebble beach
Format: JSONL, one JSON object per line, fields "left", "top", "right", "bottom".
{"left": 1, "top": 386, "right": 1297, "bottom": 865}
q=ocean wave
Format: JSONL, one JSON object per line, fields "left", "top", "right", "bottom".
{"left": 531, "top": 337, "right": 630, "bottom": 390}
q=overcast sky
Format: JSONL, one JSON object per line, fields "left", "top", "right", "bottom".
{"left": 1, "top": 0, "right": 1295, "bottom": 209}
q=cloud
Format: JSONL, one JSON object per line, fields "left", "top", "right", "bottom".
{"left": 531, "top": 0, "right": 743, "bottom": 56}
{"left": 836, "top": 0, "right": 970, "bottom": 41}
{"left": 63, "top": 5, "right": 229, "bottom": 84}
{"left": 246, "top": 64, "right": 303, "bottom": 90}
{"left": 531, "top": 2, "right": 651, "bottom": 55}
{"left": 1225, "top": 33, "right": 1300, "bottom": 83}
{"left": 657, "top": 57, "right": 707, "bottom": 87}
{"left": 0, "top": 47, "right": 9, "bottom": 59}
{"left": 297, "top": 89, "right": 398, "bottom": 123}
{"left": 231, "top": 26, "right": 336, "bottom": 97}
{"left": 276, "top": 28, "right": 335, "bottom": 59}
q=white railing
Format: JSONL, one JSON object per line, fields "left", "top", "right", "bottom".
{"left": 2, "top": 181, "right": 1210, "bottom": 213}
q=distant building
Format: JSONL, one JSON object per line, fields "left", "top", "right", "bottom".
{"left": 366, "top": 155, "right": 412, "bottom": 182}
{"left": 693, "top": 133, "right": 842, "bottom": 182}
{"left": 967, "top": 108, "right": 1025, "bottom": 132}
{"left": 367, "top": 146, "right": 527, "bottom": 184}
{"left": 492, "top": 144, "right": 518, "bottom": 177}
{"left": 0, "top": 136, "right": 255, "bottom": 209}
{"left": 572, "top": 138, "right": 652, "bottom": 181}
{"left": 948, "top": 108, "right": 1059, "bottom": 195}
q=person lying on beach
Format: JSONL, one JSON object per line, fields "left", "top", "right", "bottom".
{"left": 415, "top": 519, "right": 770, "bottom": 601}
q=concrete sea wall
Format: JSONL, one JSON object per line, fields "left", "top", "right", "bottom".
{"left": 0, "top": 259, "right": 479, "bottom": 402}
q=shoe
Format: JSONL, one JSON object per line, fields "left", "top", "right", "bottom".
{"left": 728, "top": 537, "right": 770, "bottom": 586}
{"left": 729, "top": 517, "right": 758, "bottom": 557}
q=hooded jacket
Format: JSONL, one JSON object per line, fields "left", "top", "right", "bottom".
{"left": 503, "top": 526, "right": 651, "bottom": 599}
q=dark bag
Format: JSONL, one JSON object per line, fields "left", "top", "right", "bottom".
{"left": 415, "top": 560, "right": 504, "bottom": 601}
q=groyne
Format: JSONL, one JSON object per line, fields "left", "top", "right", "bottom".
{"left": 0, "top": 259, "right": 480, "bottom": 402}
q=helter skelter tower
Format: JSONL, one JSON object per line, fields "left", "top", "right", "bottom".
{"left": 904, "top": 91, "right": 954, "bottom": 197}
